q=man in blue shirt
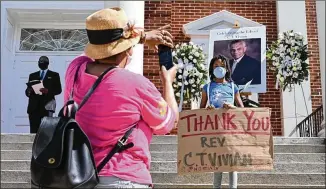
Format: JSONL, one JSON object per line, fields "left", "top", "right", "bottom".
{"left": 25, "top": 56, "right": 62, "bottom": 133}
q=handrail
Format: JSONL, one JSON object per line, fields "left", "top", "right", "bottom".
{"left": 295, "top": 105, "right": 324, "bottom": 137}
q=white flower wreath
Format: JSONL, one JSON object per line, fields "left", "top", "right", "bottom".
{"left": 267, "top": 30, "right": 309, "bottom": 91}
{"left": 172, "top": 42, "right": 208, "bottom": 108}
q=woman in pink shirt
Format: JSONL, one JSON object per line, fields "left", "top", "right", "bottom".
{"left": 64, "top": 8, "right": 179, "bottom": 188}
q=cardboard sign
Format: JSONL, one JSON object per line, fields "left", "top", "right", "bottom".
{"left": 177, "top": 108, "right": 274, "bottom": 175}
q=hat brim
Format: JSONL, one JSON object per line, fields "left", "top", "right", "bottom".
{"left": 84, "top": 36, "right": 141, "bottom": 60}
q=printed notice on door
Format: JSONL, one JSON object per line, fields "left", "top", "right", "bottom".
{"left": 177, "top": 108, "right": 274, "bottom": 175}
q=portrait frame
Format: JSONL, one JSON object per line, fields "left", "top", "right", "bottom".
{"left": 208, "top": 26, "right": 267, "bottom": 93}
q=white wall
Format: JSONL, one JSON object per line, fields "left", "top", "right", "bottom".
{"left": 1, "top": 3, "right": 15, "bottom": 132}
{"left": 316, "top": 1, "right": 325, "bottom": 119}
{"left": 277, "top": 1, "right": 313, "bottom": 136}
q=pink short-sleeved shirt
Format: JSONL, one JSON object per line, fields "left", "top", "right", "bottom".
{"left": 64, "top": 55, "right": 176, "bottom": 185}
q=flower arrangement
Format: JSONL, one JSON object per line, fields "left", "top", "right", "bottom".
{"left": 172, "top": 42, "right": 208, "bottom": 105}
{"left": 267, "top": 30, "right": 309, "bottom": 91}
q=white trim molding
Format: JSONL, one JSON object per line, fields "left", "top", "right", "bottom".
{"left": 1, "top": 1, "right": 105, "bottom": 10}
{"left": 183, "top": 10, "right": 263, "bottom": 37}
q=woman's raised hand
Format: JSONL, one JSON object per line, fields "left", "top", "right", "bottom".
{"left": 160, "top": 64, "right": 178, "bottom": 85}
{"left": 144, "top": 25, "right": 173, "bottom": 52}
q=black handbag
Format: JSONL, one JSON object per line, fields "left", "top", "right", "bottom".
{"left": 30, "top": 65, "right": 136, "bottom": 188}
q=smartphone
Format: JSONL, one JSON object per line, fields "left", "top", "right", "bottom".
{"left": 158, "top": 45, "right": 174, "bottom": 70}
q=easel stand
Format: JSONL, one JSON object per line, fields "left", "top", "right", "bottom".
{"left": 293, "top": 84, "right": 310, "bottom": 136}
{"left": 240, "top": 92, "right": 252, "bottom": 98}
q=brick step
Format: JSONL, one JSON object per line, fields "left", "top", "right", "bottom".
{"left": 154, "top": 183, "right": 326, "bottom": 188}
{"left": 1, "top": 160, "right": 324, "bottom": 173}
{"left": 2, "top": 150, "right": 325, "bottom": 163}
{"left": 1, "top": 170, "right": 325, "bottom": 185}
{"left": 1, "top": 142, "right": 325, "bottom": 153}
{"left": 1, "top": 182, "right": 325, "bottom": 189}
{"left": 1, "top": 134, "right": 325, "bottom": 145}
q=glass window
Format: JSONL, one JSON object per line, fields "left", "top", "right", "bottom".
{"left": 19, "top": 28, "right": 88, "bottom": 51}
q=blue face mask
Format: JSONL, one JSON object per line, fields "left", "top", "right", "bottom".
{"left": 213, "top": 67, "right": 226, "bottom": 79}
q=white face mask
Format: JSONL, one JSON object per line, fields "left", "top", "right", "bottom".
{"left": 213, "top": 66, "right": 226, "bottom": 79}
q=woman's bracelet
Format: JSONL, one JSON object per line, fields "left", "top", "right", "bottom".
{"left": 139, "top": 31, "right": 146, "bottom": 44}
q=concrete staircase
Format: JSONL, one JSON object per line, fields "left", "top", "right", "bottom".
{"left": 1, "top": 134, "right": 325, "bottom": 188}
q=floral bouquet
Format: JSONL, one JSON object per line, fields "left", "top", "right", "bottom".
{"left": 172, "top": 42, "right": 208, "bottom": 107}
{"left": 267, "top": 30, "right": 309, "bottom": 91}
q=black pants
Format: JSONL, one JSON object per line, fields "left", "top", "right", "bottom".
{"left": 28, "top": 111, "right": 52, "bottom": 134}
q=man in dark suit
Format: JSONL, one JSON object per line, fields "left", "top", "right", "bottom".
{"left": 228, "top": 40, "right": 261, "bottom": 85}
{"left": 25, "top": 56, "right": 62, "bottom": 133}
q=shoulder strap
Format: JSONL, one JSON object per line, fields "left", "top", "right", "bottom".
{"left": 96, "top": 123, "right": 137, "bottom": 173}
{"left": 206, "top": 82, "right": 211, "bottom": 108}
{"left": 77, "top": 66, "right": 115, "bottom": 111}
{"left": 231, "top": 82, "right": 235, "bottom": 104}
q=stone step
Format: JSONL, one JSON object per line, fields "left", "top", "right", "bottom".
{"left": 154, "top": 183, "right": 326, "bottom": 188}
{"left": 273, "top": 153, "right": 326, "bottom": 163}
{"left": 153, "top": 152, "right": 326, "bottom": 162}
{"left": 1, "top": 170, "right": 325, "bottom": 185}
{"left": 1, "top": 182, "right": 325, "bottom": 189}
{"left": 1, "top": 134, "right": 325, "bottom": 145}
{"left": 2, "top": 142, "right": 325, "bottom": 153}
{"left": 1, "top": 160, "right": 324, "bottom": 173}
{"left": 2, "top": 150, "right": 325, "bottom": 163}
{"left": 151, "top": 172, "right": 326, "bottom": 185}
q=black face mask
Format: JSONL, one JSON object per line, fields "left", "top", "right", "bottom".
{"left": 38, "top": 62, "right": 49, "bottom": 70}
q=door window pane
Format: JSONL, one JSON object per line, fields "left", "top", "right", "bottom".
{"left": 19, "top": 29, "right": 88, "bottom": 51}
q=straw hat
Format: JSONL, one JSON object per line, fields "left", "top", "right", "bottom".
{"left": 84, "top": 8, "right": 141, "bottom": 59}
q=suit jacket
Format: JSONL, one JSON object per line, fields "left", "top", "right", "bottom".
{"left": 230, "top": 54, "right": 261, "bottom": 85}
{"left": 25, "top": 70, "right": 62, "bottom": 114}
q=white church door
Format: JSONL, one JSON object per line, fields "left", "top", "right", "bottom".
{"left": 12, "top": 55, "right": 77, "bottom": 133}
{"left": 6, "top": 27, "right": 88, "bottom": 133}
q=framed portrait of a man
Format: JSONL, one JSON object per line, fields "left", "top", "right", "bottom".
{"left": 208, "top": 26, "right": 266, "bottom": 93}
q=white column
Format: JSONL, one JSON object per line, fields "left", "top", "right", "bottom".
{"left": 190, "top": 37, "right": 209, "bottom": 109}
{"left": 105, "top": 1, "right": 145, "bottom": 75}
{"left": 316, "top": 1, "right": 325, "bottom": 119}
{"left": 1, "top": 2, "right": 15, "bottom": 133}
{"left": 277, "top": 1, "right": 313, "bottom": 136}
{"left": 1, "top": 3, "right": 9, "bottom": 132}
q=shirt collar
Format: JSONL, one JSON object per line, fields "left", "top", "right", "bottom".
{"left": 235, "top": 55, "right": 245, "bottom": 63}
{"left": 40, "top": 69, "right": 48, "bottom": 78}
